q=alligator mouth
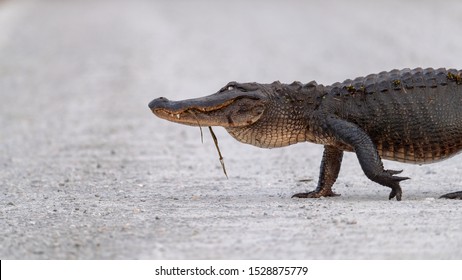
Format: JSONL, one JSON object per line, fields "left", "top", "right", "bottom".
{"left": 151, "top": 107, "right": 226, "bottom": 126}
{"left": 150, "top": 98, "right": 236, "bottom": 115}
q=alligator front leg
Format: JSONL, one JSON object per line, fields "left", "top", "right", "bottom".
{"left": 292, "top": 145, "right": 343, "bottom": 198}
{"left": 324, "top": 116, "right": 409, "bottom": 200}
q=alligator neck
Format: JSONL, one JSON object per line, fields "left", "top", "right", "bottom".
{"left": 226, "top": 82, "right": 326, "bottom": 148}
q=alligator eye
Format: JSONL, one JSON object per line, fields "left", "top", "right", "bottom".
{"left": 227, "top": 86, "right": 234, "bottom": 91}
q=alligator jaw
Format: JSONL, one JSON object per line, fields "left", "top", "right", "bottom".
{"left": 148, "top": 91, "right": 266, "bottom": 128}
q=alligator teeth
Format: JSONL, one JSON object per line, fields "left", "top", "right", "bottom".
{"left": 176, "top": 114, "right": 181, "bottom": 119}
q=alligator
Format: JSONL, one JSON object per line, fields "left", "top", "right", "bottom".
{"left": 148, "top": 67, "right": 462, "bottom": 200}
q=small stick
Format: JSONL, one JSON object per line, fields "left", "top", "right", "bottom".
{"left": 208, "top": 126, "right": 228, "bottom": 179}
{"left": 189, "top": 110, "right": 204, "bottom": 143}
{"left": 198, "top": 125, "right": 204, "bottom": 144}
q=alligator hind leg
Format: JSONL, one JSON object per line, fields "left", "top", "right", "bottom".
{"left": 292, "top": 145, "right": 343, "bottom": 198}
{"left": 324, "top": 116, "right": 409, "bottom": 200}
{"left": 440, "top": 191, "right": 462, "bottom": 199}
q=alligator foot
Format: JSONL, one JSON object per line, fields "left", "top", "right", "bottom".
{"left": 292, "top": 189, "right": 340, "bottom": 198}
{"left": 388, "top": 185, "right": 402, "bottom": 201}
{"left": 381, "top": 169, "right": 407, "bottom": 201}
{"left": 439, "top": 191, "right": 462, "bottom": 200}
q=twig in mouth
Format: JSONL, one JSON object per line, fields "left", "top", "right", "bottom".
{"left": 189, "top": 110, "right": 227, "bottom": 178}
{"left": 189, "top": 110, "right": 204, "bottom": 143}
{"left": 208, "top": 126, "right": 228, "bottom": 179}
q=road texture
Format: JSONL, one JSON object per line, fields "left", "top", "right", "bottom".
{"left": 1, "top": 0, "right": 462, "bottom": 259}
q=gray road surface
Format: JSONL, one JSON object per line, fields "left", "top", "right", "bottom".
{"left": 1, "top": 0, "right": 462, "bottom": 259}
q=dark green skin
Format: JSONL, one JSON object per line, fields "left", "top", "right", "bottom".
{"left": 149, "top": 67, "right": 462, "bottom": 200}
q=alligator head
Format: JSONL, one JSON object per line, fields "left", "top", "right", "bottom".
{"left": 149, "top": 81, "right": 322, "bottom": 148}
{"left": 149, "top": 82, "right": 266, "bottom": 128}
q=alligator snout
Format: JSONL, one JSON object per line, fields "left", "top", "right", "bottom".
{"left": 148, "top": 97, "right": 169, "bottom": 110}
{"left": 149, "top": 97, "right": 196, "bottom": 113}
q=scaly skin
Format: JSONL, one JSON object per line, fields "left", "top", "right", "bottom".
{"left": 149, "top": 67, "right": 462, "bottom": 200}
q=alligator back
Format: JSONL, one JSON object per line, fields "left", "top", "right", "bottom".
{"left": 324, "top": 68, "right": 462, "bottom": 164}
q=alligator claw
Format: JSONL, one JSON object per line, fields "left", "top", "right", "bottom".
{"left": 386, "top": 169, "right": 403, "bottom": 175}
{"left": 379, "top": 171, "right": 408, "bottom": 201}
{"left": 292, "top": 190, "right": 340, "bottom": 198}
{"left": 439, "top": 191, "right": 462, "bottom": 200}
{"left": 388, "top": 186, "right": 402, "bottom": 201}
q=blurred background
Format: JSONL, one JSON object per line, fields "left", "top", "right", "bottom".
{"left": 1, "top": 0, "right": 462, "bottom": 259}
